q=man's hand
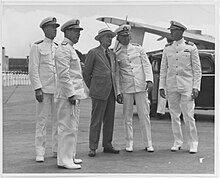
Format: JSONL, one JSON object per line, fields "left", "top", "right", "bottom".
{"left": 159, "top": 89, "right": 166, "bottom": 99}
{"left": 146, "top": 81, "right": 153, "bottom": 93}
{"left": 191, "top": 88, "right": 199, "bottom": 99}
{"left": 35, "top": 88, "right": 43, "bottom": 102}
{"left": 116, "top": 94, "right": 123, "bottom": 104}
{"left": 68, "top": 95, "right": 76, "bottom": 105}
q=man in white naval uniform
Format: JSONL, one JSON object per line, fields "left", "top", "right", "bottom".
{"left": 29, "top": 17, "right": 60, "bottom": 162}
{"left": 159, "top": 21, "right": 202, "bottom": 153}
{"left": 114, "top": 24, "right": 154, "bottom": 152}
{"left": 55, "top": 19, "right": 87, "bottom": 169}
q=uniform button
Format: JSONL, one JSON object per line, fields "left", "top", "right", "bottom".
{"left": 176, "top": 59, "right": 178, "bottom": 60}
{"left": 176, "top": 51, "right": 178, "bottom": 53}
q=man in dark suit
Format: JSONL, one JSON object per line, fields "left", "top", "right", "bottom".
{"left": 83, "top": 28, "right": 120, "bottom": 157}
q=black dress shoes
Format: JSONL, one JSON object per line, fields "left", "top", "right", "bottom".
{"left": 103, "top": 147, "right": 120, "bottom": 154}
{"left": 88, "top": 149, "right": 96, "bottom": 157}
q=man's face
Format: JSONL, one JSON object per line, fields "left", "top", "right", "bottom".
{"left": 67, "top": 28, "right": 81, "bottom": 44}
{"left": 170, "top": 29, "right": 184, "bottom": 41}
{"left": 99, "top": 34, "right": 113, "bottom": 48}
{"left": 43, "top": 25, "right": 58, "bottom": 40}
{"left": 117, "top": 34, "right": 130, "bottom": 45}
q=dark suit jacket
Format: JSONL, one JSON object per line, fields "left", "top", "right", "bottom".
{"left": 83, "top": 45, "right": 118, "bottom": 100}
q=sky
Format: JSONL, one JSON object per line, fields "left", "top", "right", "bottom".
{"left": 1, "top": 0, "right": 217, "bottom": 58}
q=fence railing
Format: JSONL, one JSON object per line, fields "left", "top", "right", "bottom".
{"left": 2, "top": 71, "right": 31, "bottom": 86}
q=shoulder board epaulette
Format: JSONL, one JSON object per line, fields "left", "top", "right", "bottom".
{"left": 131, "top": 43, "right": 140, "bottom": 46}
{"left": 165, "top": 41, "right": 173, "bottom": 47}
{"left": 185, "top": 41, "right": 194, "bottom": 46}
{"left": 54, "top": 41, "right": 58, "bottom": 46}
{"left": 61, "top": 41, "right": 68, "bottom": 45}
{"left": 34, "top": 40, "right": 43, "bottom": 45}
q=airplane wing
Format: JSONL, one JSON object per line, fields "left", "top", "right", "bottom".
{"left": 97, "top": 17, "right": 215, "bottom": 49}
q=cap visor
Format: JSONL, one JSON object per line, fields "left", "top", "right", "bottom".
{"left": 68, "top": 27, "right": 84, "bottom": 31}
{"left": 53, "top": 24, "right": 60, "bottom": 28}
{"left": 76, "top": 27, "right": 83, "bottom": 31}
{"left": 43, "top": 22, "right": 60, "bottom": 28}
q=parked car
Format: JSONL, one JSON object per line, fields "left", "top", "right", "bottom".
{"left": 148, "top": 49, "right": 215, "bottom": 116}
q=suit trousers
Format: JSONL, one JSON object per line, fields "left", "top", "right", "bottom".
{"left": 123, "top": 91, "right": 153, "bottom": 148}
{"left": 55, "top": 98, "right": 80, "bottom": 166}
{"left": 35, "top": 93, "right": 57, "bottom": 156}
{"left": 89, "top": 88, "right": 116, "bottom": 150}
{"left": 167, "top": 90, "right": 198, "bottom": 149}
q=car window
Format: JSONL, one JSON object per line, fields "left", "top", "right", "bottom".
{"left": 200, "top": 55, "right": 214, "bottom": 74}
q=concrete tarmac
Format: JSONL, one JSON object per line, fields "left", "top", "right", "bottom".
{"left": 2, "top": 86, "right": 216, "bottom": 177}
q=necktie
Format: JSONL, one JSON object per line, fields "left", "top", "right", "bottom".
{"left": 105, "top": 49, "right": 111, "bottom": 66}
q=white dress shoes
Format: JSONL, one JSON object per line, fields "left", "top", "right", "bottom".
{"left": 53, "top": 152, "right": 82, "bottom": 164}
{"left": 57, "top": 163, "right": 81, "bottom": 169}
{"left": 74, "top": 158, "right": 83, "bottom": 164}
{"left": 189, "top": 147, "right": 198, "bottom": 154}
{"left": 36, "top": 156, "right": 44, "bottom": 162}
{"left": 145, "top": 146, "right": 154, "bottom": 152}
{"left": 125, "top": 147, "right": 133, "bottom": 152}
{"left": 171, "top": 145, "right": 181, "bottom": 152}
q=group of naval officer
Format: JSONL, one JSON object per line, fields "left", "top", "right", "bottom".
{"left": 29, "top": 16, "right": 202, "bottom": 169}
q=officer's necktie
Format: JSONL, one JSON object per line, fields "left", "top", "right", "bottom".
{"left": 105, "top": 49, "right": 111, "bottom": 67}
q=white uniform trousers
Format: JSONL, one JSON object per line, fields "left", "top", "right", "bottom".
{"left": 167, "top": 90, "right": 198, "bottom": 149}
{"left": 35, "top": 93, "right": 57, "bottom": 156}
{"left": 157, "top": 90, "right": 167, "bottom": 114}
{"left": 123, "top": 91, "right": 153, "bottom": 148}
{"left": 56, "top": 98, "right": 80, "bottom": 166}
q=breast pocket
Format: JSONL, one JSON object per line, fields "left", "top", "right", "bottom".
{"left": 129, "top": 52, "right": 140, "bottom": 59}
{"left": 167, "top": 54, "right": 174, "bottom": 58}
{"left": 39, "top": 50, "right": 52, "bottom": 64}
{"left": 181, "top": 52, "right": 191, "bottom": 69}
{"left": 118, "top": 56, "right": 129, "bottom": 68}
{"left": 130, "top": 52, "right": 141, "bottom": 65}
{"left": 182, "top": 51, "right": 190, "bottom": 58}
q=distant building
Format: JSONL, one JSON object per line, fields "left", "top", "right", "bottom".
{"left": 2, "top": 47, "right": 29, "bottom": 72}
{"left": 8, "top": 57, "right": 29, "bottom": 72}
